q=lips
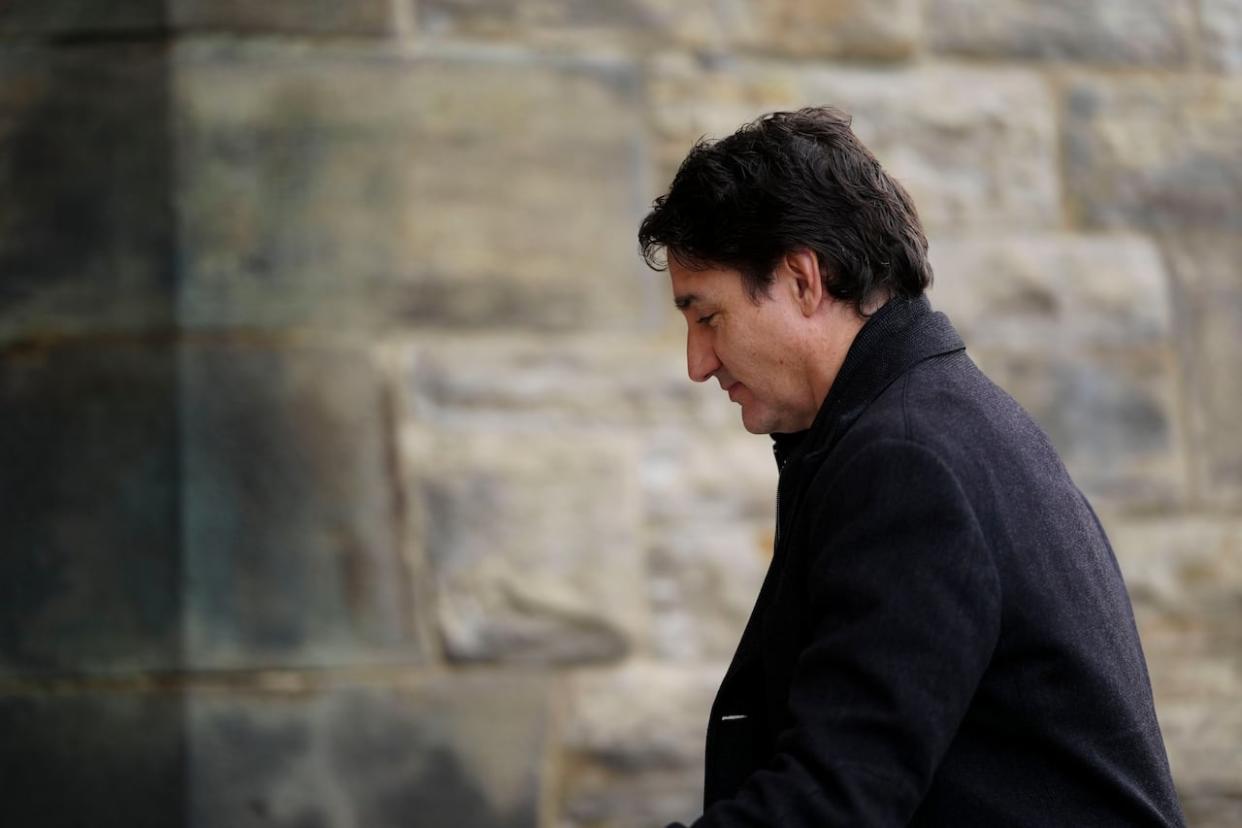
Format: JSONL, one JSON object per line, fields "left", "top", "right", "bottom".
{"left": 726, "top": 382, "right": 742, "bottom": 401}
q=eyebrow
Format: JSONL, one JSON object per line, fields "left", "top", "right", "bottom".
{"left": 673, "top": 293, "right": 700, "bottom": 310}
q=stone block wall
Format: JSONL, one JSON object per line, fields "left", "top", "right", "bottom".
{"left": 0, "top": 2, "right": 1238, "bottom": 826}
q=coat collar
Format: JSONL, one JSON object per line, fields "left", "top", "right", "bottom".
{"left": 771, "top": 294, "right": 965, "bottom": 468}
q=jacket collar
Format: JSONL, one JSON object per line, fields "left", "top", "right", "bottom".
{"left": 771, "top": 294, "right": 965, "bottom": 468}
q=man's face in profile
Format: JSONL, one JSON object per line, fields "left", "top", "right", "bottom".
{"left": 670, "top": 257, "right": 822, "bottom": 435}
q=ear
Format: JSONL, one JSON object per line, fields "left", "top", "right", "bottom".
{"left": 783, "top": 249, "right": 825, "bottom": 317}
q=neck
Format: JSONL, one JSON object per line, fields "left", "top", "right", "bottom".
{"left": 801, "top": 298, "right": 882, "bottom": 426}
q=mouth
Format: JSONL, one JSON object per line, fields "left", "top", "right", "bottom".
{"left": 726, "top": 382, "right": 742, "bottom": 401}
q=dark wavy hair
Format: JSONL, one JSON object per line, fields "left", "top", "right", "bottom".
{"left": 638, "top": 107, "right": 932, "bottom": 313}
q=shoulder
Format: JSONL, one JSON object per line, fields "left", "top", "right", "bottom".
{"left": 835, "top": 349, "right": 1058, "bottom": 480}
{"left": 799, "top": 349, "right": 1078, "bottom": 560}
{"left": 797, "top": 348, "right": 1069, "bottom": 530}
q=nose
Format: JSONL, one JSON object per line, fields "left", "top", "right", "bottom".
{"left": 686, "top": 325, "right": 721, "bottom": 383}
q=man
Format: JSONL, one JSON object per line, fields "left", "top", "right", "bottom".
{"left": 639, "top": 107, "right": 1186, "bottom": 827}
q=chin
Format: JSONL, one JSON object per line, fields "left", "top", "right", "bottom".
{"left": 740, "top": 407, "right": 778, "bottom": 435}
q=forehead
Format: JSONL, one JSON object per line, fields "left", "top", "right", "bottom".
{"left": 668, "top": 258, "right": 744, "bottom": 307}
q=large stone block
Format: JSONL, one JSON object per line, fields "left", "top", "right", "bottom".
{"left": 1162, "top": 235, "right": 1242, "bottom": 506}
{"left": 0, "top": 345, "right": 181, "bottom": 675}
{"left": 0, "top": 691, "right": 187, "bottom": 828}
{"left": 0, "top": 45, "right": 174, "bottom": 344}
{"left": 927, "top": 0, "right": 1194, "bottom": 65}
{"left": 640, "top": 429, "right": 776, "bottom": 526}
{"left": 729, "top": 0, "right": 920, "bottom": 60}
{"left": 402, "top": 333, "right": 779, "bottom": 663}
{"left": 647, "top": 522, "right": 769, "bottom": 662}
{"left": 798, "top": 65, "right": 1060, "bottom": 233}
{"left": 642, "top": 430, "right": 774, "bottom": 660}
{"left": 565, "top": 662, "right": 719, "bottom": 769}
{"left": 175, "top": 42, "right": 650, "bottom": 333}
{"left": 0, "top": 339, "right": 420, "bottom": 675}
{"left": 403, "top": 337, "right": 776, "bottom": 662}
{"left": 190, "top": 678, "right": 549, "bottom": 828}
{"left": 419, "top": 0, "right": 918, "bottom": 58}
{"left": 418, "top": 0, "right": 729, "bottom": 49}
{"left": 1201, "top": 0, "right": 1242, "bottom": 73}
{"left": 560, "top": 662, "right": 718, "bottom": 827}
{"left": 646, "top": 53, "right": 803, "bottom": 188}
{"left": 414, "top": 431, "right": 645, "bottom": 663}
{"left": 648, "top": 58, "right": 1061, "bottom": 233}
{"left": 404, "top": 336, "right": 731, "bottom": 431}
{"left": 1064, "top": 76, "right": 1242, "bottom": 230}
{"left": 928, "top": 235, "right": 1172, "bottom": 350}
{"left": 182, "top": 342, "right": 419, "bottom": 669}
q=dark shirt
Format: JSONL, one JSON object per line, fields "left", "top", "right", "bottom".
{"left": 669, "top": 295, "right": 1185, "bottom": 827}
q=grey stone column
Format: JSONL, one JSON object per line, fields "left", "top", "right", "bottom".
{"left": 0, "top": 6, "right": 550, "bottom": 827}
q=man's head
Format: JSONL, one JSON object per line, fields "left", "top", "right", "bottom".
{"left": 639, "top": 107, "right": 932, "bottom": 434}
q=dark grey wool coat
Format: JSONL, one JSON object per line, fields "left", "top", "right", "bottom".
{"left": 669, "top": 295, "right": 1185, "bottom": 827}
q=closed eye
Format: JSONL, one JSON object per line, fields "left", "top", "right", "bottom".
{"left": 696, "top": 313, "right": 717, "bottom": 325}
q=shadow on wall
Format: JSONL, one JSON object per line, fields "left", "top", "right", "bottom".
{"left": 0, "top": 27, "right": 190, "bottom": 827}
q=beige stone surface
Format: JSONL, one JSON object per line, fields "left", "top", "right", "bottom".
{"left": 1201, "top": 0, "right": 1242, "bottom": 73}
{"left": 731, "top": 0, "right": 921, "bottom": 60}
{"left": 646, "top": 523, "right": 770, "bottom": 662}
{"left": 401, "top": 334, "right": 780, "bottom": 662}
{"left": 417, "top": 0, "right": 918, "bottom": 58}
{"left": 417, "top": 0, "right": 730, "bottom": 49}
{"left": 6, "top": 2, "right": 1242, "bottom": 823}
{"left": 1181, "top": 790, "right": 1242, "bottom": 828}
{"left": 403, "top": 335, "right": 732, "bottom": 431}
{"left": 641, "top": 430, "right": 774, "bottom": 660}
{"left": 1107, "top": 515, "right": 1242, "bottom": 664}
{"left": 1163, "top": 235, "right": 1242, "bottom": 507}
{"left": 412, "top": 430, "right": 646, "bottom": 663}
{"left": 1107, "top": 514, "right": 1242, "bottom": 661}
{"left": 927, "top": 0, "right": 1195, "bottom": 65}
{"left": 799, "top": 65, "right": 1060, "bottom": 233}
{"left": 650, "top": 59, "right": 1061, "bottom": 233}
{"left": 1064, "top": 75, "right": 1242, "bottom": 230}
{"left": 646, "top": 52, "right": 803, "bottom": 187}
{"left": 1157, "top": 701, "right": 1242, "bottom": 820}
{"left": 1082, "top": 516, "right": 1242, "bottom": 824}
{"left": 929, "top": 234, "right": 1171, "bottom": 350}
{"left": 175, "top": 41, "right": 650, "bottom": 333}
{"left": 561, "top": 773, "right": 705, "bottom": 828}
{"left": 561, "top": 662, "right": 720, "bottom": 826}
{"left": 565, "top": 661, "right": 721, "bottom": 767}
{"left": 640, "top": 429, "right": 777, "bottom": 525}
